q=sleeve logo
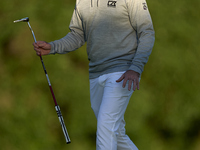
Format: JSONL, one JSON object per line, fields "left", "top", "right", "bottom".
{"left": 143, "top": 3, "right": 148, "bottom": 10}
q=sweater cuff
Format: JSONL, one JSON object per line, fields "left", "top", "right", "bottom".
{"left": 128, "top": 64, "right": 143, "bottom": 75}
{"left": 49, "top": 42, "right": 56, "bottom": 55}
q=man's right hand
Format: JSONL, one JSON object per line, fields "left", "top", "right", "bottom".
{"left": 33, "top": 41, "right": 51, "bottom": 56}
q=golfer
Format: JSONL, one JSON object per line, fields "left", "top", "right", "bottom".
{"left": 33, "top": 0, "right": 155, "bottom": 149}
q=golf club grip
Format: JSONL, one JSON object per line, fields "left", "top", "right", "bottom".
{"left": 55, "top": 105, "right": 71, "bottom": 144}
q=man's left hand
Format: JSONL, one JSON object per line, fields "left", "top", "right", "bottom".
{"left": 116, "top": 70, "right": 140, "bottom": 91}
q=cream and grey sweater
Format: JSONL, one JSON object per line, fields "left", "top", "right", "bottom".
{"left": 49, "top": 0, "right": 155, "bottom": 79}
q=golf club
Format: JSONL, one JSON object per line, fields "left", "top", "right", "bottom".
{"left": 13, "top": 17, "right": 71, "bottom": 144}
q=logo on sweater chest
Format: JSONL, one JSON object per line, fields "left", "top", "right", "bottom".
{"left": 107, "top": 1, "right": 117, "bottom": 7}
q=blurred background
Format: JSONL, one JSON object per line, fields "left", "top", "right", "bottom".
{"left": 0, "top": 0, "right": 200, "bottom": 149}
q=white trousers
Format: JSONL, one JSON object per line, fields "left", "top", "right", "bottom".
{"left": 90, "top": 72, "right": 138, "bottom": 150}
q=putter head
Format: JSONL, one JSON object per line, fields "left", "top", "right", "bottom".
{"left": 13, "top": 17, "right": 29, "bottom": 23}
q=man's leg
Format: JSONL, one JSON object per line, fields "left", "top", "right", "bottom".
{"left": 95, "top": 72, "right": 138, "bottom": 150}
{"left": 117, "top": 118, "right": 138, "bottom": 150}
{"left": 90, "top": 74, "right": 107, "bottom": 118}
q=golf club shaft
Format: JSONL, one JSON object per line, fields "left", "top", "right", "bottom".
{"left": 38, "top": 53, "right": 71, "bottom": 143}
{"left": 27, "top": 21, "right": 71, "bottom": 144}
{"left": 40, "top": 55, "right": 71, "bottom": 143}
{"left": 27, "top": 21, "right": 58, "bottom": 105}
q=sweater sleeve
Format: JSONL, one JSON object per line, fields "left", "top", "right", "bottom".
{"left": 49, "top": 6, "right": 85, "bottom": 54}
{"left": 127, "top": 0, "right": 155, "bottom": 74}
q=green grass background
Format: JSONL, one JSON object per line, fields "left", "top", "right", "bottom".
{"left": 0, "top": 0, "right": 200, "bottom": 149}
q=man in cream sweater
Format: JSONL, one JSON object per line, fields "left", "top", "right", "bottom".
{"left": 33, "top": 0, "right": 155, "bottom": 149}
